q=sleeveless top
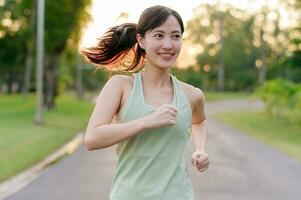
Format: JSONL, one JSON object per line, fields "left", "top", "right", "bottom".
{"left": 109, "top": 71, "right": 195, "bottom": 200}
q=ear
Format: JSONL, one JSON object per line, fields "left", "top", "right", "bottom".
{"left": 136, "top": 34, "right": 145, "bottom": 49}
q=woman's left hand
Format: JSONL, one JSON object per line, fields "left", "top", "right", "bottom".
{"left": 191, "top": 151, "right": 209, "bottom": 173}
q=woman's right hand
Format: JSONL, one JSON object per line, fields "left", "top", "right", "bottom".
{"left": 143, "top": 104, "right": 178, "bottom": 129}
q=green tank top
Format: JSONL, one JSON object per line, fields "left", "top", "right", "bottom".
{"left": 110, "top": 71, "right": 195, "bottom": 200}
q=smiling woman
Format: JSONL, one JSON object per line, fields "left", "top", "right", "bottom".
{"left": 77, "top": 1, "right": 297, "bottom": 198}
{"left": 80, "top": 5, "right": 209, "bottom": 200}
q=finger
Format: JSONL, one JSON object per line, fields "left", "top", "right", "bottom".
{"left": 169, "top": 119, "right": 176, "bottom": 126}
{"left": 198, "top": 166, "right": 208, "bottom": 172}
{"left": 168, "top": 114, "right": 176, "bottom": 121}
{"left": 168, "top": 110, "right": 177, "bottom": 118}
{"left": 197, "top": 158, "right": 209, "bottom": 166}
{"left": 199, "top": 158, "right": 209, "bottom": 165}
{"left": 161, "top": 105, "right": 177, "bottom": 116}
{"left": 197, "top": 161, "right": 209, "bottom": 169}
{"left": 197, "top": 161, "right": 209, "bottom": 170}
{"left": 191, "top": 157, "right": 197, "bottom": 167}
{"left": 165, "top": 104, "right": 178, "bottom": 113}
{"left": 196, "top": 156, "right": 208, "bottom": 164}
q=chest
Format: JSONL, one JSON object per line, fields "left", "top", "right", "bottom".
{"left": 142, "top": 85, "right": 174, "bottom": 109}
{"left": 117, "top": 76, "right": 194, "bottom": 119}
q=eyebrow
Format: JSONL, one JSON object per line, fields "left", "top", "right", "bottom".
{"left": 152, "top": 30, "right": 181, "bottom": 34}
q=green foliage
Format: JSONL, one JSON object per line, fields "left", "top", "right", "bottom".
{"left": 83, "top": 67, "right": 108, "bottom": 91}
{"left": 171, "top": 66, "right": 203, "bottom": 88}
{"left": 186, "top": 3, "right": 298, "bottom": 91}
{"left": 255, "top": 78, "right": 301, "bottom": 122}
{"left": 45, "top": 0, "right": 91, "bottom": 55}
{"left": 186, "top": 4, "right": 261, "bottom": 91}
{"left": 59, "top": 48, "right": 109, "bottom": 93}
{"left": 0, "top": 0, "right": 92, "bottom": 98}
{"left": 285, "top": 50, "right": 301, "bottom": 83}
{"left": 0, "top": 0, "right": 32, "bottom": 88}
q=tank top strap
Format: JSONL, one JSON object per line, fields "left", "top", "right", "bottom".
{"left": 170, "top": 75, "right": 183, "bottom": 100}
{"left": 170, "top": 74, "right": 193, "bottom": 117}
{"left": 119, "top": 72, "right": 142, "bottom": 120}
{"left": 135, "top": 71, "right": 144, "bottom": 100}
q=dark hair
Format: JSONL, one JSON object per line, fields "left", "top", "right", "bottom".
{"left": 80, "top": 5, "right": 184, "bottom": 72}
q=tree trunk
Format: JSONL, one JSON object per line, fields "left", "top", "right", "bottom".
{"left": 6, "top": 70, "right": 14, "bottom": 94}
{"left": 23, "top": 45, "right": 33, "bottom": 97}
{"left": 259, "top": 28, "right": 266, "bottom": 86}
{"left": 23, "top": 2, "right": 36, "bottom": 97}
{"left": 43, "top": 55, "right": 59, "bottom": 110}
{"left": 76, "top": 53, "right": 84, "bottom": 99}
{"left": 259, "top": 61, "right": 266, "bottom": 86}
{"left": 218, "top": 14, "right": 225, "bottom": 91}
{"left": 17, "top": 73, "right": 22, "bottom": 93}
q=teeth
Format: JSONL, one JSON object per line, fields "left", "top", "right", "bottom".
{"left": 159, "top": 53, "right": 173, "bottom": 55}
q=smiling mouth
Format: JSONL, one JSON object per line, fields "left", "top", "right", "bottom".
{"left": 158, "top": 53, "right": 175, "bottom": 58}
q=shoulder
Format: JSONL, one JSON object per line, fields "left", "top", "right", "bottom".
{"left": 107, "top": 74, "right": 133, "bottom": 84}
{"left": 96, "top": 74, "right": 134, "bottom": 101}
{"left": 178, "top": 80, "right": 205, "bottom": 112}
{"left": 105, "top": 74, "right": 134, "bottom": 91}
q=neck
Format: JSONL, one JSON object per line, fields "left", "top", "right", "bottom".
{"left": 141, "top": 64, "right": 172, "bottom": 88}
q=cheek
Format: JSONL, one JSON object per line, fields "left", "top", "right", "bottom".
{"left": 175, "top": 42, "right": 182, "bottom": 53}
{"left": 144, "top": 42, "right": 160, "bottom": 55}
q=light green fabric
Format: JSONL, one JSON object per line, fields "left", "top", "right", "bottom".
{"left": 110, "top": 71, "right": 195, "bottom": 200}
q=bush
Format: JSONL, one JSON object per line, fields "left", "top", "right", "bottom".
{"left": 255, "top": 78, "right": 301, "bottom": 122}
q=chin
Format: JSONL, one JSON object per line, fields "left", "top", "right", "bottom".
{"left": 158, "top": 60, "right": 176, "bottom": 68}
{"left": 156, "top": 63, "right": 174, "bottom": 70}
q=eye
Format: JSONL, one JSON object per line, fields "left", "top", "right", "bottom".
{"left": 172, "top": 34, "right": 181, "bottom": 40}
{"left": 154, "top": 33, "right": 163, "bottom": 38}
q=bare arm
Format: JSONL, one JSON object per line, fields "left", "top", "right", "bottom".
{"left": 84, "top": 75, "right": 177, "bottom": 151}
{"left": 190, "top": 88, "right": 209, "bottom": 172}
{"left": 191, "top": 89, "right": 207, "bottom": 152}
{"left": 84, "top": 75, "right": 146, "bottom": 150}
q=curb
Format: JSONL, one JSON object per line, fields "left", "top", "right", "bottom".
{"left": 0, "top": 132, "right": 84, "bottom": 200}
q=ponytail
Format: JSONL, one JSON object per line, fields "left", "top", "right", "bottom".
{"left": 80, "top": 23, "right": 146, "bottom": 72}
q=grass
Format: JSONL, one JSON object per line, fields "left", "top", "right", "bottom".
{"left": 204, "top": 91, "right": 252, "bottom": 102}
{"left": 214, "top": 109, "right": 301, "bottom": 161}
{"left": 0, "top": 93, "right": 94, "bottom": 182}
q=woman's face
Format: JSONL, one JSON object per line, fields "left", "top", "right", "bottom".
{"left": 137, "top": 15, "right": 182, "bottom": 70}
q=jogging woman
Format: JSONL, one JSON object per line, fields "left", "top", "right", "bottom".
{"left": 81, "top": 5, "right": 209, "bottom": 200}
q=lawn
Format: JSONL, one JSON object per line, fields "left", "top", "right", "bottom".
{"left": 204, "top": 91, "right": 252, "bottom": 102}
{"left": 0, "top": 93, "right": 94, "bottom": 182}
{"left": 214, "top": 109, "right": 301, "bottom": 161}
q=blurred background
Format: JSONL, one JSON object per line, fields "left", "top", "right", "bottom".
{"left": 0, "top": 0, "right": 300, "bottom": 198}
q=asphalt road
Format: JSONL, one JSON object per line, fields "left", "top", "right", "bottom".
{"left": 4, "top": 100, "right": 301, "bottom": 200}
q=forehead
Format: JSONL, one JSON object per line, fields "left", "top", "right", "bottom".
{"left": 150, "top": 15, "right": 182, "bottom": 33}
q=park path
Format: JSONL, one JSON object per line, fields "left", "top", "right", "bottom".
{"left": 4, "top": 100, "right": 301, "bottom": 200}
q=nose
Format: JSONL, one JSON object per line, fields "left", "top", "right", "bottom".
{"left": 162, "top": 38, "right": 173, "bottom": 50}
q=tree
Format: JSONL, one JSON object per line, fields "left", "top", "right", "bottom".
{"left": 186, "top": 3, "right": 258, "bottom": 91}
{"left": 186, "top": 2, "right": 291, "bottom": 91}
{"left": 0, "top": 0, "right": 30, "bottom": 93}
{"left": 43, "top": 0, "right": 91, "bottom": 109}
{"left": 0, "top": 0, "right": 92, "bottom": 110}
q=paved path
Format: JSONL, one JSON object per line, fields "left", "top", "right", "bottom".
{"left": 4, "top": 100, "right": 301, "bottom": 200}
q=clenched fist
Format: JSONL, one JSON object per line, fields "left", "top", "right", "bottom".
{"left": 191, "top": 151, "right": 209, "bottom": 172}
{"left": 143, "top": 104, "right": 178, "bottom": 129}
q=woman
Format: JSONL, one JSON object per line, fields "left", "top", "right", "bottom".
{"left": 81, "top": 5, "right": 209, "bottom": 200}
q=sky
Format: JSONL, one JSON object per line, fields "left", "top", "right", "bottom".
{"left": 80, "top": 0, "right": 295, "bottom": 67}
{"left": 80, "top": 0, "right": 200, "bottom": 47}
{"left": 80, "top": 0, "right": 295, "bottom": 48}
{"left": 81, "top": 0, "right": 277, "bottom": 47}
